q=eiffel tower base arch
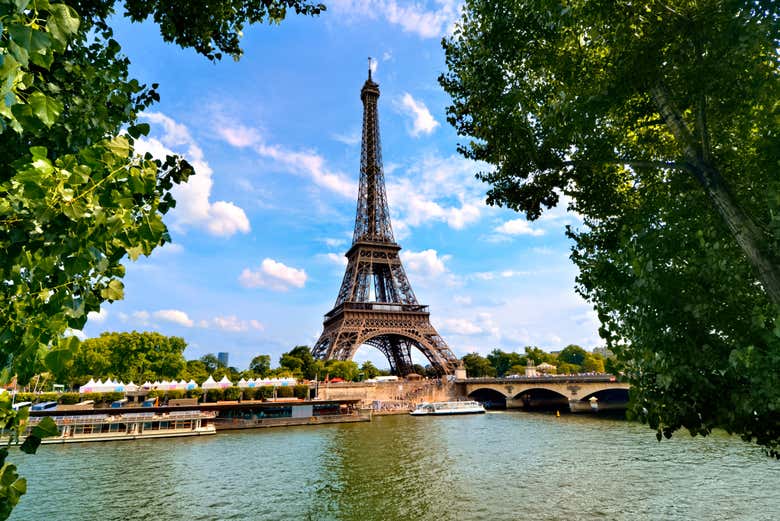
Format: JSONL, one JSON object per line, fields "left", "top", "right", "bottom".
{"left": 312, "top": 305, "right": 457, "bottom": 376}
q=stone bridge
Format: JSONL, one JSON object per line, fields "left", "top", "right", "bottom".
{"left": 456, "top": 375, "right": 630, "bottom": 412}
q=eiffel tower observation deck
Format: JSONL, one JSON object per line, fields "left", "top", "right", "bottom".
{"left": 312, "top": 64, "right": 458, "bottom": 376}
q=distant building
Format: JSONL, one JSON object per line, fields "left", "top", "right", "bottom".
{"left": 217, "top": 352, "right": 229, "bottom": 367}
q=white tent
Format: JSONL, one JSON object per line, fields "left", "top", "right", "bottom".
{"left": 218, "top": 375, "right": 232, "bottom": 388}
{"left": 186, "top": 379, "right": 198, "bottom": 390}
{"left": 201, "top": 375, "right": 219, "bottom": 389}
{"left": 125, "top": 382, "right": 139, "bottom": 392}
{"left": 177, "top": 379, "right": 188, "bottom": 389}
{"left": 141, "top": 381, "right": 153, "bottom": 389}
{"left": 237, "top": 378, "right": 248, "bottom": 388}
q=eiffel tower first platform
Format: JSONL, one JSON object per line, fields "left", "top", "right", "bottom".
{"left": 311, "top": 66, "right": 458, "bottom": 376}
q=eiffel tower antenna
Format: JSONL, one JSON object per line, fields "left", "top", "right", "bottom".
{"left": 311, "top": 68, "right": 458, "bottom": 376}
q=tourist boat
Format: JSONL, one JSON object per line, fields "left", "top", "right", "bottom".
{"left": 409, "top": 401, "right": 486, "bottom": 416}
{"left": 15, "top": 410, "right": 217, "bottom": 444}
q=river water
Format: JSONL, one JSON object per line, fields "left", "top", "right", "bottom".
{"left": 10, "top": 412, "right": 779, "bottom": 520}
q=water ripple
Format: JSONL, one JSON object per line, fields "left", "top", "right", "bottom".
{"left": 9, "top": 413, "right": 779, "bottom": 521}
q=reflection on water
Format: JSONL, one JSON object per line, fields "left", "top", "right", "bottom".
{"left": 11, "top": 412, "right": 779, "bottom": 521}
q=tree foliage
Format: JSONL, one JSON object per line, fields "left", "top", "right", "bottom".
{"left": 486, "top": 349, "right": 525, "bottom": 377}
{"left": 0, "top": 0, "right": 325, "bottom": 515}
{"left": 461, "top": 352, "right": 496, "bottom": 377}
{"left": 441, "top": 0, "right": 780, "bottom": 454}
{"left": 557, "top": 345, "right": 587, "bottom": 367}
{"left": 50, "top": 331, "right": 186, "bottom": 385}
{"left": 249, "top": 354, "right": 271, "bottom": 377}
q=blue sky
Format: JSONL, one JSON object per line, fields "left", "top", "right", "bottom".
{"left": 77, "top": 0, "right": 601, "bottom": 371}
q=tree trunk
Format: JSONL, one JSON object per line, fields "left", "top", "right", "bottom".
{"left": 650, "top": 84, "right": 780, "bottom": 308}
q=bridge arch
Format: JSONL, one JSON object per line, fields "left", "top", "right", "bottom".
{"left": 467, "top": 387, "right": 507, "bottom": 409}
{"left": 512, "top": 387, "right": 569, "bottom": 410}
{"left": 578, "top": 387, "right": 630, "bottom": 411}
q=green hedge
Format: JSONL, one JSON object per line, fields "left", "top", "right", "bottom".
{"left": 294, "top": 385, "right": 309, "bottom": 399}
{"left": 11, "top": 385, "right": 309, "bottom": 406}
{"left": 186, "top": 389, "right": 204, "bottom": 400}
{"left": 224, "top": 387, "right": 242, "bottom": 401}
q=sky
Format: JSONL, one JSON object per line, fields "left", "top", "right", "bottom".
{"left": 77, "top": 0, "right": 602, "bottom": 371}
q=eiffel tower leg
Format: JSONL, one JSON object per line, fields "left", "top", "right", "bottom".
{"left": 388, "top": 337, "right": 413, "bottom": 376}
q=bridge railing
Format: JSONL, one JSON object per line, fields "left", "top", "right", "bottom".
{"left": 456, "top": 374, "right": 619, "bottom": 384}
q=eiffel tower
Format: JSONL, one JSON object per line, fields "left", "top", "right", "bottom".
{"left": 311, "top": 64, "right": 458, "bottom": 376}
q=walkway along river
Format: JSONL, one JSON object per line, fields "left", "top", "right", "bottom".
{"left": 11, "top": 412, "right": 779, "bottom": 521}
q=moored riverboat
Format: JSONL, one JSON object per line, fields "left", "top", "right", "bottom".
{"left": 410, "top": 401, "right": 486, "bottom": 416}
{"left": 10, "top": 410, "right": 217, "bottom": 444}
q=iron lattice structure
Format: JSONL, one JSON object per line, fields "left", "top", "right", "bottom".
{"left": 312, "top": 68, "right": 458, "bottom": 375}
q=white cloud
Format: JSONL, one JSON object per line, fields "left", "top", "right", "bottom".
{"left": 495, "top": 218, "right": 545, "bottom": 236}
{"left": 387, "top": 155, "right": 486, "bottom": 231}
{"left": 330, "top": 0, "right": 460, "bottom": 39}
{"left": 399, "top": 93, "right": 439, "bottom": 137}
{"left": 254, "top": 142, "right": 356, "bottom": 198}
{"left": 441, "top": 318, "right": 483, "bottom": 335}
{"left": 87, "top": 308, "right": 108, "bottom": 322}
{"left": 332, "top": 131, "right": 361, "bottom": 146}
{"left": 317, "top": 252, "right": 348, "bottom": 266}
{"left": 132, "top": 310, "right": 150, "bottom": 322}
{"left": 218, "top": 124, "right": 261, "bottom": 148}
{"left": 239, "top": 258, "right": 307, "bottom": 291}
{"left": 471, "top": 269, "right": 530, "bottom": 281}
{"left": 153, "top": 309, "right": 194, "bottom": 327}
{"left": 64, "top": 328, "right": 87, "bottom": 340}
{"left": 323, "top": 237, "right": 347, "bottom": 248}
{"left": 205, "top": 315, "right": 265, "bottom": 332}
{"left": 136, "top": 112, "right": 250, "bottom": 238}
{"left": 401, "top": 249, "right": 451, "bottom": 279}
{"left": 382, "top": 51, "right": 392, "bottom": 61}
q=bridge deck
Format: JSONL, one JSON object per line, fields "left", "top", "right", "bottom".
{"left": 456, "top": 375, "right": 619, "bottom": 384}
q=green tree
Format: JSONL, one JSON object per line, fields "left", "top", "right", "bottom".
{"left": 486, "top": 349, "right": 525, "bottom": 377}
{"left": 51, "top": 331, "right": 186, "bottom": 385}
{"left": 249, "top": 354, "right": 271, "bottom": 377}
{"left": 279, "top": 345, "right": 318, "bottom": 380}
{"left": 360, "top": 361, "right": 380, "bottom": 380}
{"left": 324, "top": 359, "right": 359, "bottom": 381}
{"left": 557, "top": 345, "right": 587, "bottom": 367}
{"left": 461, "top": 353, "right": 496, "bottom": 378}
{"left": 523, "top": 347, "right": 556, "bottom": 366}
{"left": 0, "top": 2, "right": 325, "bottom": 515}
{"left": 181, "top": 359, "right": 209, "bottom": 383}
{"left": 441, "top": 0, "right": 780, "bottom": 455}
{"left": 582, "top": 355, "right": 605, "bottom": 374}
{"left": 200, "top": 353, "right": 222, "bottom": 373}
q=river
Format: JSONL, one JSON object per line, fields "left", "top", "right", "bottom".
{"left": 10, "top": 412, "right": 779, "bottom": 520}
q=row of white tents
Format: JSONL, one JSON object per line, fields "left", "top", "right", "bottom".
{"left": 79, "top": 376, "right": 298, "bottom": 393}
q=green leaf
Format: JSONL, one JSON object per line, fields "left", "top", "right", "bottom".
{"left": 10, "top": 103, "right": 43, "bottom": 132}
{"left": 44, "top": 346, "right": 74, "bottom": 375}
{"left": 106, "top": 135, "right": 131, "bottom": 157}
{"left": 31, "top": 416, "right": 60, "bottom": 438}
{"left": 127, "top": 123, "right": 150, "bottom": 139}
{"left": 20, "top": 417, "right": 59, "bottom": 454}
{"left": 29, "top": 91, "right": 63, "bottom": 127}
{"left": 47, "top": 3, "right": 81, "bottom": 51}
{"left": 100, "top": 279, "right": 124, "bottom": 301}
